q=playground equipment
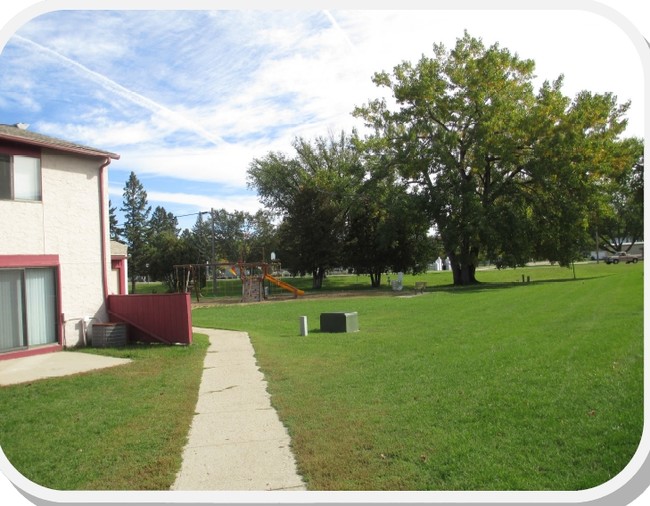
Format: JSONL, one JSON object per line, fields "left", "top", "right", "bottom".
{"left": 173, "top": 261, "right": 304, "bottom": 302}
{"left": 264, "top": 273, "right": 305, "bottom": 297}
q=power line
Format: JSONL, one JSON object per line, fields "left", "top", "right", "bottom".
{"left": 176, "top": 210, "right": 211, "bottom": 218}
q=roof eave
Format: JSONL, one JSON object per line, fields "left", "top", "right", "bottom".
{"left": 0, "top": 132, "right": 120, "bottom": 160}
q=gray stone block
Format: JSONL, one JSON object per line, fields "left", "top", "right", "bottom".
{"left": 320, "top": 312, "right": 359, "bottom": 333}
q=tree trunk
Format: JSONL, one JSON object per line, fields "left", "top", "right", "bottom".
{"left": 369, "top": 270, "right": 382, "bottom": 288}
{"left": 312, "top": 267, "right": 325, "bottom": 289}
{"left": 449, "top": 251, "right": 479, "bottom": 286}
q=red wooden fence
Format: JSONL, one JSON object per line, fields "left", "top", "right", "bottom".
{"left": 107, "top": 293, "right": 192, "bottom": 345}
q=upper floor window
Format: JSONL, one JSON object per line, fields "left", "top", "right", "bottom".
{"left": 0, "top": 154, "right": 42, "bottom": 201}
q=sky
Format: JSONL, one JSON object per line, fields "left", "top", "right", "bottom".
{"left": 0, "top": 5, "right": 647, "bottom": 232}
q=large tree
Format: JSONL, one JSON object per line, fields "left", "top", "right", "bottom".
{"left": 248, "top": 133, "right": 359, "bottom": 288}
{"left": 354, "top": 32, "right": 635, "bottom": 285}
{"left": 121, "top": 171, "right": 152, "bottom": 293}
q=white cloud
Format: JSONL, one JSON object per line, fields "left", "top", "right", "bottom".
{"left": 39, "top": 119, "right": 163, "bottom": 147}
{"left": 2, "top": 8, "right": 644, "bottom": 220}
{"left": 147, "top": 190, "right": 261, "bottom": 214}
{"left": 112, "top": 142, "right": 274, "bottom": 188}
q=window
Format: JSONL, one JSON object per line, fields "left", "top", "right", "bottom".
{"left": 0, "top": 268, "right": 57, "bottom": 352}
{"left": 0, "top": 155, "right": 11, "bottom": 199}
{"left": 0, "top": 154, "right": 42, "bottom": 201}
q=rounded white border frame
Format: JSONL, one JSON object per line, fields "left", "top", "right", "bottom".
{"left": 0, "top": 0, "right": 647, "bottom": 505}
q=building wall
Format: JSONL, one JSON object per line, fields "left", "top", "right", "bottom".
{"left": 0, "top": 200, "right": 44, "bottom": 253}
{"left": 0, "top": 149, "right": 110, "bottom": 348}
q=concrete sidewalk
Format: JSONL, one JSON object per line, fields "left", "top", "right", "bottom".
{"left": 0, "top": 351, "right": 131, "bottom": 386}
{"left": 171, "top": 327, "right": 305, "bottom": 491}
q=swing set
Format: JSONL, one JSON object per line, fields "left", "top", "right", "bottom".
{"left": 173, "top": 261, "right": 305, "bottom": 302}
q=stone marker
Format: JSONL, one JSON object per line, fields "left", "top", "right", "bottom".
{"left": 320, "top": 312, "right": 359, "bottom": 333}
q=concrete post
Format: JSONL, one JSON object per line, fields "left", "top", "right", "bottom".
{"left": 299, "top": 316, "right": 308, "bottom": 336}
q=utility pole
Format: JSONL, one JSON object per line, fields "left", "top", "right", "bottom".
{"left": 198, "top": 209, "right": 217, "bottom": 295}
{"left": 211, "top": 208, "right": 216, "bottom": 296}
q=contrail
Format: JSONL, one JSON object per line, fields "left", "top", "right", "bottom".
{"left": 322, "top": 10, "right": 355, "bottom": 52}
{"left": 12, "top": 34, "right": 224, "bottom": 147}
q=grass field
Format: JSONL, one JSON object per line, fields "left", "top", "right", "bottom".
{"left": 192, "top": 263, "right": 644, "bottom": 490}
{"left": 0, "top": 334, "right": 209, "bottom": 490}
{"left": 0, "top": 262, "right": 643, "bottom": 491}
{"left": 135, "top": 262, "right": 583, "bottom": 298}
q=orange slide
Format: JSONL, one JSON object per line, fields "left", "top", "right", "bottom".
{"left": 264, "top": 274, "right": 305, "bottom": 297}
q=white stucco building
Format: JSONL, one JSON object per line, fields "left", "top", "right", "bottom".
{"left": 0, "top": 124, "right": 121, "bottom": 358}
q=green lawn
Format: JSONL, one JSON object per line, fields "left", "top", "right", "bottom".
{"left": 135, "top": 262, "right": 582, "bottom": 298}
{"left": 192, "top": 263, "right": 644, "bottom": 490}
{"left": 0, "top": 263, "right": 643, "bottom": 491}
{"left": 0, "top": 334, "right": 209, "bottom": 490}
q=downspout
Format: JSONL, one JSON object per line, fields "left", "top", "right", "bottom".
{"left": 99, "top": 157, "right": 112, "bottom": 309}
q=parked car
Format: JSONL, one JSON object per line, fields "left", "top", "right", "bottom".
{"left": 605, "top": 251, "right": 643, "bottom": 264}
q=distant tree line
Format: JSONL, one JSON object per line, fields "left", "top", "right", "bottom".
{"left": 113, "top": 32, "right": 643, "bottom": 289}
{"left": 111, "top": 160, "right": 436, "bottom": 292}
{"left": 110, "top": 173, "right": 280, "bottom": 293}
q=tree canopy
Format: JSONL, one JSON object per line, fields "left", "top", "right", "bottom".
{"left": 354, "top": 31, "right": 639, "bottom": 285}
{"left": 248, "top": 133, "right": 358, "bottom": 288}
{"left": 345, "top": 168, "right": 431, "bottom": 287}
{"left": 248, "top": 132, "right": 433, "bottom": 288}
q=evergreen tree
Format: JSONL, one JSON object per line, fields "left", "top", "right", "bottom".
{"left": 121, "top": 171, "right": 152, "bottom": 293}
{"left": 189, "top": 212, "right": 212, "bottom": 265}
{"left": 150, "top": 205, "right": 179, "bottom": 237}
{"left": 108, "top": 200, "right": 123, "bottom": 242}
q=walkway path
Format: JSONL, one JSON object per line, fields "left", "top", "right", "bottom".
{"left": 171, "top": 327, "right": 305, "bottom": 491}
{"left": 0, "top": 352, "right": 131, "bottom": 386}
